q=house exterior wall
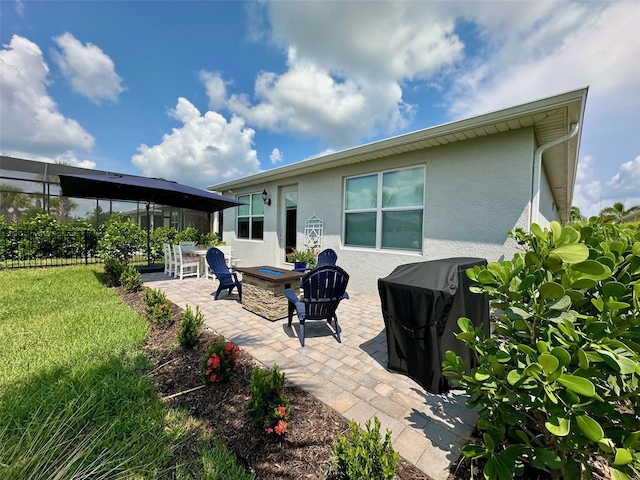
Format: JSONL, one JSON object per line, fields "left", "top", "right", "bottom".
{"left": 224, "top": 127, "right": 536, "bottom": 295}
{"left": 537, "top": 164, "right": 559, "bottom": 227}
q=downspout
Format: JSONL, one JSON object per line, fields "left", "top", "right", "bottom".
{"left": 529, "top": 122, "right": 580, "bottom": 230}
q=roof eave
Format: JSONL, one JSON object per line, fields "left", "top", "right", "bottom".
{"left": 208, "top": 87, "right": 589, "bottom": 197}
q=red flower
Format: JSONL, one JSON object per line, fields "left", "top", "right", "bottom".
{"left": 275, "top": 406, "right": 286, "bottom": 418}
{"left": 210, "top": 373, "right": 218, "bottom": 382}
{"left": 274, "top": 420, "right": 287, "bottom": 435}
{"left": 266, "top": 427, "right": 273, "bottom": 434}
{"left": 225, "top": 342, "right": 233, "bottom": 354}
{"left": 209, "top": 353, "right": 220, "bottom": 369}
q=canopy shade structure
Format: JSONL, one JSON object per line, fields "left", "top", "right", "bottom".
{"left": 59, "top": 173, "right": 245, "bottom": 270}
{"left": 59, "top": 173, "right": 244, "bottom": 213}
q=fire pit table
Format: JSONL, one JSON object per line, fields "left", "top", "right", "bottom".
{"left": 235, "top": 266, "right": 304, "bottom": 321}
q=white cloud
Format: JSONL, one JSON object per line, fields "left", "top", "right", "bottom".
{"left": 0, "top": 35, "right": 94, "bottom": 156}
{"left": 576, "top": 155, "right": 594, "bottom": 184}
{"left": 270, "top": 148, "right": 282, "bottom": 164}
{"left": 606, "top": 156, "right": 640, "bottom": 196}
{"left": 266, "top": 1, "right": 463, "bottom": 82}
{"left": 573, "top": 154, "right": 640, "bottom": 218}
{"left": 228, "top": 1, "right": 470, "bottom": 145}
{"left": 14, "top": 0, "right": 25, "bottom": 16}
{"left": 305, "top": 148, "right": 335, "bottom": 160}
{"left": 227, "top": 48, "right": 411, "bottom": 145}
{"left": 131, "top": 98, "right": 260, "bottom": 188}
{"left": 447, "top": 3, "right": 640, "bottom": 117}
{"left": 51, "top": 32, "right": 124, "bottom": 104}
{"left": 200, "top": 70, "right": 227, "bottom": 111}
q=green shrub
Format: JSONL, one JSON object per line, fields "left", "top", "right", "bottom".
{"left": 177, "top": 304, "right": 204, "bottom": 348}
{"left": 174, "top": 228, "right": 223, "bottom": 247}
{"left": 150, "top": 226, "right": 178, "bottom": 262}
{"left": 104, "top": 257, "right": 125, "bottom": 283}
{"left": 175, "top": 227, "right": 202, "bottom": 245}
{"left": 120, "top": 265, "right": 142, "bottom": 292}
{"left": 201, "top": 337, "right": 240, "bottom": 385}
{"left": 244, "top": 364, "right": 289, "bottom": 437}
{"left": 97, "top": 214, "right": 144, "bottom": 264}
{"left": 144, "top": 287, "right": 167, "bottom": 309}
{"left": 442, "top": 220, "right": 640, "bottom": 480}
{"left": 144, "top": 288, "right": 173, "bottom": 327}
{"left": 331, "top": 416, "right": 398, "bottom": 480}
{"left": 148, "top": 302, "right": 173, "bottom": 328}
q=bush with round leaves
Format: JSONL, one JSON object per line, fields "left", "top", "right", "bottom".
{"left": 443, "top": 220, "right": 640, "bottom": 480}
{"left": 97, "top": 214, "right": 144, "bottom": 264}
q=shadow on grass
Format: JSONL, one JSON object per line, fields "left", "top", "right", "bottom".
{"left": 0, "top": 353, "right": 168, "bottom": 479}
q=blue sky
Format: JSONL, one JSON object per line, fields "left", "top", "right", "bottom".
{"left": 1, "top": 0, "right": 639, "bottom": 218}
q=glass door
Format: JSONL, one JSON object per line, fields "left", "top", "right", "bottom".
{"left": 280, "top": 186, "right": 297, "bottom": 262}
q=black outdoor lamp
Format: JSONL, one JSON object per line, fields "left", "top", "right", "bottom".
{"left": 261, "top": 189, "right": 271, "bottom": 206}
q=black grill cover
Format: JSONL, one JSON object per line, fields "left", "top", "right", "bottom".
{"left": 378, "top": 257, "right": 489, "bottom": 394}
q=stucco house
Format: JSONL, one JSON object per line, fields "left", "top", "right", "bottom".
{"left": 208, "top": 88, "right": 588, "bottom": 295}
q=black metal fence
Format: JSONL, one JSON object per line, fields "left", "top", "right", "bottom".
{"left": 0, "top": 227, "right": 101, "bottom": 268}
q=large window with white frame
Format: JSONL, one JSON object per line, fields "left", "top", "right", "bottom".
{"left": 344, "top": 166, "right": 424, "bottom": 250}
{"left": 237, "top": 193, "right": 264, "bottom": 240}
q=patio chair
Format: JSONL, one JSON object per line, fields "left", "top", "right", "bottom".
{"left": 205, "top": 247, "right": 242, "bottom": 301}
{"left": 316, "top": 248, "right": 337, "bottom": 267}
{"left": 173, "top": 244, "right": 200, "bottom": 280}
{"left": 163, "top": 243, "right": 175, "bottom": 276}
{"left": 284, "top": 265, "right": 349, "bottom": 347}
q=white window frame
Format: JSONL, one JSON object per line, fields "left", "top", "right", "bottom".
{"left": 343, "top": 165, "right": 425, "bottom": 251}
{"left": 236, "top": 192, "right": 264, "bottom": 240}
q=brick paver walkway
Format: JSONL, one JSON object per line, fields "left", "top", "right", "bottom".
{"left": 142, "top": 272, "right": 477, "bottom": 480}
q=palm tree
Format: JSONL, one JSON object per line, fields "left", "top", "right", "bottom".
{"left": 34, "top": 161, "right": 78, "bottom": 223}
{"left": 49, "top": 196, "right": 78, "bottom": 223}
{"left": 0, "top": 184, "right": 32, "bottom": 223}
{"left": 569, "top": 206, "right": 585, "bottom": 223}
{"left": 599, "top": 201, "right": 640, "bottom": 223}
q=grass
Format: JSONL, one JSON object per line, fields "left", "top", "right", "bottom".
{"left": 0, "top": 265, "right": 253, "bottom": 480}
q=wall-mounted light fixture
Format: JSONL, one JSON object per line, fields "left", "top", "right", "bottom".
{"left": 261, "top": 189, "right": 271, "bottom": 206}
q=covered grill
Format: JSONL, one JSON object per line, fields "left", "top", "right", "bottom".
{"left": 378, "top": 257, "right": 490, "bottom": 394}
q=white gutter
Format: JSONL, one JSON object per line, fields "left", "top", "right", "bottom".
{"left": 529, "top": 122, "right": 580, "bottom": 229}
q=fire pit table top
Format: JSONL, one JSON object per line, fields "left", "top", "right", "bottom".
{"left": 235, "top": 266, "right": 304, "bottom": 282}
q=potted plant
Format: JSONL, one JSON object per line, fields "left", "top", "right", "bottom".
{"left": 286, "top": 248, "right": 317, "bottom": 270}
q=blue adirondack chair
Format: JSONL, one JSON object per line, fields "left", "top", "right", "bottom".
{"left": 316, "top": 248, "right": 337, "bottom": 267}
{"left": 205, "top": 247, "right": 242, "bottom": 302}
{"left": 284, "top": 265, "right": 349, "bottom": 347}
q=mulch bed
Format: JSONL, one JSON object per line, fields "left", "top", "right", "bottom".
{"left": 116, "top": 284, "right": 612, "bottom": 480}
{"left": 116, "top": 285, "right": 434, "bottom": 480}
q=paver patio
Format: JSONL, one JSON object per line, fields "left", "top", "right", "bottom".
{"left": 142, "top": 272, "right": 477, "bottom": 480}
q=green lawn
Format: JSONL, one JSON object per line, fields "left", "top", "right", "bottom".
{"left": 0, "top": 265, "right": 252, "bottom": 480}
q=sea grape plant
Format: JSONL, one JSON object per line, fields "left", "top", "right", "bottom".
{"left": 442, "top": 220, "right": 640, "bottom": 480}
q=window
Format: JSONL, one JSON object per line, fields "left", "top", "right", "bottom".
{"left": 344, "top": 166, "right": 424, "bottom": 250}
{"left": 237, "top": 193, "right": 264, "bottom": 240}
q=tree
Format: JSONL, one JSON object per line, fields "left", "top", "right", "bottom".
{"left": 84, "top": 206, "right": 111, "bottom": 228}
{"left": 569, "top": 205, "right": 585, "bottom": 223}
{"left": 0, "top": 184, "right": 32, "bottom": 223}
{"left": 37, "top": 160, "right": 78, "bottom": 222}
{"left": 599, "top": 201, "right": 640, "bottom": 223}
{"left": 49, "top": 196, "right": 78, "bottom": 223}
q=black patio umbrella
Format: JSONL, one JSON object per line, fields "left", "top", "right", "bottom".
{"left": 59, "top": 173, "right": 245, "bottom": 269}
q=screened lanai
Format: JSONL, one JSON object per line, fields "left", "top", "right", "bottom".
{"left": 0, "top": 155, "right": 215, "bottom": 233}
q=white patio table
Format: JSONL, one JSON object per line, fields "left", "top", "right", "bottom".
{"left": 180, "top": 246, "right": 209, "bottom": 277}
